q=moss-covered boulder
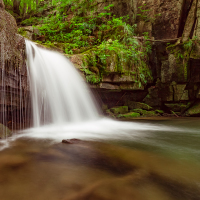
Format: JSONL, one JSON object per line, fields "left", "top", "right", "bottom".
{"left": 131, "top": 109, "right": 159, "bottom": 117}
{"left": 155, "top": 110, "right": 164, "bottom": 114}
{"left": 110, "top": 106, "right": 128, "bottom": 115}
{"left": 117, "top": 112, "right": 140, "bottom": 118}
{"left": 126, "top": 101, "right": 153, "bottom": 111}
{"left": 0, "top": 124, "right": 12, "bottom": 139}
{"left": 165, "top": 103, "right": 187, "bottom": 112}
{"left": 186, "top": 101, "right": 200, "bottom": 116}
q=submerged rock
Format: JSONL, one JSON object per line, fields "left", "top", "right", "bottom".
{"left": 62, "top": 139, "right": 82, "bottom": 144}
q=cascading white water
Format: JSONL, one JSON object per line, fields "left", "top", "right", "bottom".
{"left": 25, "top": 40, "right": 100, "bottom": 127}
{"left": 0, "top": 39, "right": 186, "bottom": 150}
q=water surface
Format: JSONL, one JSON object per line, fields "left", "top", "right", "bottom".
{"left": 0, "top": 118, "right": 200, "bottom": 200}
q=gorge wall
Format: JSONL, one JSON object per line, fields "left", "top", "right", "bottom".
{"left": 86, "top": 0, "right": 200, "bottom": 115}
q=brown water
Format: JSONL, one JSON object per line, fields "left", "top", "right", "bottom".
{"left": 0, "top": 118, "right": 200, "bottom": 200}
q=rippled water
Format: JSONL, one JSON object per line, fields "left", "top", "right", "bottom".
{"left": 0, "top": 118, "right": 200, "bottom": 200}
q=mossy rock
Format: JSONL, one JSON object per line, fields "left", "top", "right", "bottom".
{"left": 165, "top": 103, "right": 187, "bottom": 112}
{"left": 131, "top": 109, "right": 159, "bottom": 117}
{"left": 127, "top": 101, "right": 153, "bottom": 111}
{"left": 110, "top": 106, "right": 128, "bottom": 115}
{"left": 0, "top": 124, "right": 12, "bottom": 139}
{"left": 186, "top": 102, "right": 200, "bottom": 116}
{"left": 155, "top": 110, "right": 164, "bottom": 114}
{"left": 117, "top": 112, "right": 140, "bottom": 118}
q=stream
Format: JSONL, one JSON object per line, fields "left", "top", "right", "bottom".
{"left": 0, "top": 117, "right": 200, "bottom": 200}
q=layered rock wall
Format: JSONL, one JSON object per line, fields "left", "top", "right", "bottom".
{"left": 0, "top": 2, "right": 30, "bottom": 129}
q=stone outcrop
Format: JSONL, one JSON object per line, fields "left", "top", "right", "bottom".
{"left": 0, "top": 4, "right": 29, "bottom": 128}
{"left": 136, "top": 0, "right": 185, "bottom": 39}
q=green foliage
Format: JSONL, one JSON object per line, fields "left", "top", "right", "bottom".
{"left": 137, "top": 4, "right": 161, "bottom": 22}
{"left": 16, "top": 0, "right": 153, "bottom": 86}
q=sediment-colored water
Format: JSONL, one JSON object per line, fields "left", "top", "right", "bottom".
{"left": 0, "top": 118, "right": 200, "bottom": 200}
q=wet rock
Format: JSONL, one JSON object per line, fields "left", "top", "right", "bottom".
{"left": 110, "top": 106, "right": 128, "bottom": 115}
{"left": 18, "top": 26, "right": 41, "bottom": 40}
{"left": 100, "top": 83, "right": 120, "bottom": 90}
{"left": 105, "top": 109, "right": 116, "bottom": 118}
{"left": 155, "top": 110, "right": 164, "bottom": 114}
{"left": 126, "top": 101, "right": 153, "bottom": 111}
{"left": 117, "top": 112, "right": 140, "bottom": 118}
{"left": 62, "top": 139, "right": 81, "bottom": 144}
{"left": 0, "top": 123, "right": 12, "bottom": 139}
{"left": 131, "top": 109, "right": 159, "bottom": 117}
{"left": 186, "top": 101, "right": 200, "bottom": 116}
{"left": 165, "top": 103, "right": 187, "bottom": 112}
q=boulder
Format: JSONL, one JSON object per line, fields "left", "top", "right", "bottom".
{"left": 0, "top": 124, "right": 12, "bottom": 139}
{"left": 18, "top": 26, "right": 41, "bottom": 41}
{"left": 110, "top": 106, "right": 128, "bottom": 114}
{"left": 186, "top": 101, "right": 200, "bottom": 116}
{"left": 165, "top": 103, "right": 187, "bottom": 112}
{"left": 126, "top": 101, "right": 153, "bottom": 111}
{"left": 117, "top": 112, "right": 140, "bottom": 118}
{"left": 131, "top": 109, "right": 159, "bottom": 117}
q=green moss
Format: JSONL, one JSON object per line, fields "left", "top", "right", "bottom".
{"left": 187, "top": 102, "right": 200, "bottom": 116}
{"left": 131, "top": 109, "right": 158, "bottom": 117}
{"left": 110, "top": 106, "right": 129, "bottom": 114}
{"left": 117, "top": 112, "right": 140, "bottom": 118}
{"left": 155, "top": 110, "right": 164, "bottom": 114}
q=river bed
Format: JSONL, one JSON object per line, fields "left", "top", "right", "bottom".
{"left": 0, "top": 117, "right": 200, "bottom": 200}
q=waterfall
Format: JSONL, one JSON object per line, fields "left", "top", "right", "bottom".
{"left": 25, "top": 40, "right": 100, "bottom": 127}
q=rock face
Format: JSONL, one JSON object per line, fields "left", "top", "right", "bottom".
{"left": 136, "top": 0, "right": 185, "bottom": 39}
{"left": 0, "top": 4, "right": 29, "bottom": 129}
{"left": 0, "top": 0, "right": 4, "bottom": 9}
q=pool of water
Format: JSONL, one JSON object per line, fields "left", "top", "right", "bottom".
{"left": 0, "top": 117, "right": 200, "bottom": 200}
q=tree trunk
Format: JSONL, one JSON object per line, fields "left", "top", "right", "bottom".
{"left": 28, "top": 0, "right": 32, "bottom": 11}
{"left": 36, "top": 0, "right": 39, "bottom": 8}
{"left": 13, "top": 0, "right": 21, "bottom": 15}
{"left": 22, "top": 2, "right": 27, "bottom": 17}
